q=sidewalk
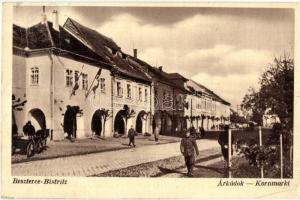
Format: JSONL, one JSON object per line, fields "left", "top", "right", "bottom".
{"left": 12, "top": 138, "right": 221, "bottom": 176}
{"left": 12, "top": 135, "right": 181, "bottom": 163}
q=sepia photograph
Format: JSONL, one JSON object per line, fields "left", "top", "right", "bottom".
{"left": 10, "top": 4, "right": 296, "bottom": 178}
{"left": 1, "top": 2, "right": 299, "bottom": 199}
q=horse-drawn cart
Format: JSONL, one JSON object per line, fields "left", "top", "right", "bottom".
{"left": 12, "top": 129, "right": 49, "bottom": 157}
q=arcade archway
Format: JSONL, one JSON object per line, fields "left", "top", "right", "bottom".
{"left": 91, "top": 110, "right": 103, "bottom": 136}
{"left": 136, "top": 111, "right": 147, "bottom": 134}
{"left": 114, "top": 111, "right": 125, "bottom": 135}
{"left": 28, "top": 108, "right": 46, "bottom": 130}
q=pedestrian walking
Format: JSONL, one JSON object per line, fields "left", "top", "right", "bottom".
{"left": 218, "top": 125, "right": 234, "bottom": 169}
{"left": 154, "top": 127, "right": 160, "bottom": 143}
{"left": 180, "top": 130, "right": 199, "bottom": 177}
{"left": 128, "top": 125, "right": 136, "bottom": 147}
{"left": 199, "top": 126, "right": 205, "bottom": 138}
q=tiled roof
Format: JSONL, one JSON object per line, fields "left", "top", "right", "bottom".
{"left": 189, "top": 79, "right": 230, "bottom": 105}
{"left": 166, "top": 73, "right": 188, "bottom": 81}
{"left": 63, "top": 18, "right": 151, "bottom": 83}
{"left": 128, "top": 55, "right": 188, "bottom": 92}
{"left": 13, "top": 18, "right": 230, "bottom": 105}
{"left": 13, "top": 22, "right": 110, "bottom": 68}
{"left": 13, "top": 24, "right": 27, "bottom": 48}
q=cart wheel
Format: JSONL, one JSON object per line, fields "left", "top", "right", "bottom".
{"left": 36, "top": 141, "right": 43, "bottom": 153}
{"left": 26, "top": 142, "right": 35, "bottom": 157}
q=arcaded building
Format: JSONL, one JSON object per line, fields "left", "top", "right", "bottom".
{"left": 13, "top": 12, "right": 152, "bottom": 140}
{"left": 12, "top": 11, "right": 230, "bottom": 140}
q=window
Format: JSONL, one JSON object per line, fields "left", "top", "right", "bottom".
{"left": 75, "top": 70, "right": 80, "bottom": 87}
{"left": 138, "top": 87, "right": 142, "bottom": 101}
{"left": 100, "top": 78, "right": 105, "bottom": 93}
{"left": 82, "top": 73, "right": 88, "bottom": 90}
{"left": 66, "top": 69, "right": 73, "bottom": 87}
{"left": 30, "top": 67, "right": 39, "bottom": 85}
{"left": 127, "top": 84, "right": 131, "bottom": 99}
{"left": 145, "top": 89, "right": 148, "bottom": 102}
{"left": 117, "top": 81, "right": 123, "bottom": 97}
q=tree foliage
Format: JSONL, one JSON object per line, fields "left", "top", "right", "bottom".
{"left": 241, "top": 55, "right": 294, "bottom": 129}
{"left": 240, "top": 55, "right": 294, "bottom": 178}
{"left": 230, "top": 109, "right": 247, "bottom": 124}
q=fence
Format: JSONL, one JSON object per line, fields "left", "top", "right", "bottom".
{"left": 228, "top": 126, "right": 283, "bottom": 178}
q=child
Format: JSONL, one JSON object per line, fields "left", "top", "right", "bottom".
{"left": 128, "top": 125, "right": 136, "bottom": 147}
{"left": 180, "top": 130, "right": 199, "bottom": 177}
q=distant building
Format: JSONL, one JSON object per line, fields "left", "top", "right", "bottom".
{"left": 167, "top": 74, "right": 231, "bottom": 131}
{"left": 263, "top": 114, "right": 280, "bottom": 128}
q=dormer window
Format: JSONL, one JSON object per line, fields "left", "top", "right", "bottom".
{"left": 122, "top": 53, "right": 127, "bottom": 59}
{"left": 30, "top": 67, "right": 39, "bottom": 85}
{"left": 65, "top": 38, "right": 71, "bottom": 44}
{"left": 112, "top": 49, "right": 117, "bottom": 55}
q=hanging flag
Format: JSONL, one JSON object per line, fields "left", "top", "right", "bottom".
{"left": 85, "top": 68, "right": 102, "bottom": 98}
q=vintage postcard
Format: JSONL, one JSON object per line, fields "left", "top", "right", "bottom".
{"left": 1, "top": 2, "right": 299, "bottom": 199}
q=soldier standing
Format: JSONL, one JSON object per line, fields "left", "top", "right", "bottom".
{"left": 180, "top": 130, "right": 199, "bottom": 177}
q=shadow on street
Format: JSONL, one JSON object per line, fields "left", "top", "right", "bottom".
{"left": 158, "top": 166, "right": 186, "bottom": 175}
{"left": 194, "top": 165, "right": 224, "bottom": 174}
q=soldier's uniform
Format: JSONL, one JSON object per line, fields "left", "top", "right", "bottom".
{"left": 180, "top": 132, "right": 199, "bottom": 177}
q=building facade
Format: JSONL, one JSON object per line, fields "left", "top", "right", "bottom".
{"left": 12, "top": 11, "right": 231, "bottom": 140}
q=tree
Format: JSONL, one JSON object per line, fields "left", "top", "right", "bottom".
{"left": 241, "top": 55, "right": 294, "bottom": 177}
{"left": 242, "top": 55, "right": 293, "bottom": 127}
{"left": 12, "top": 94, "right": 27, "bottom": 135}
{"left": 230, "top": 109, "right": 247, "bottom": 124}
{"left": 241, "top": 87, "right": 266, "bottom": 125}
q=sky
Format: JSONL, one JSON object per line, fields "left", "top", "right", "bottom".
{"left": 13, "top": 6, "right": 295, "bottom": 108}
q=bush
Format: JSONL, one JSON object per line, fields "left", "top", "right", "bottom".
{"left": 235, "top": 123, "right": 292, "bottom": 178}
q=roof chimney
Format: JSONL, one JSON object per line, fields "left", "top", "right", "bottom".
{"left": 41, "top": 6, "right": 47, "bottom": 24}
{"left": 133, "top": 49, "right": 137, "bottom": 58}
{"left": 159, "top": 66, "right": 163, "bottom": 72}
{"left": 52, "top": 10, "right": 59, "bottom": 31}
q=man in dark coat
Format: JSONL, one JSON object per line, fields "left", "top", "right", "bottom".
{"left": 23, "top": 121, "right": 35, "bottom": 136}
{"left": 128, "top": 125, "right": 136, "bottom": 147}
{"left": 218, "top": 125, "right": 234, "bottom": 168}
{"left": 180, "top": 129, "right": 199, "bottom": 177}
{"left": 64, "top": 105, "right": 75, "bottom": 139}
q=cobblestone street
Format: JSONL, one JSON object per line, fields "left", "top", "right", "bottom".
{"left": 12, "top": 138, "right": 221, "bottom": 177}
{"left": 12, "top": 135, "right": 181, "bottom": 163}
